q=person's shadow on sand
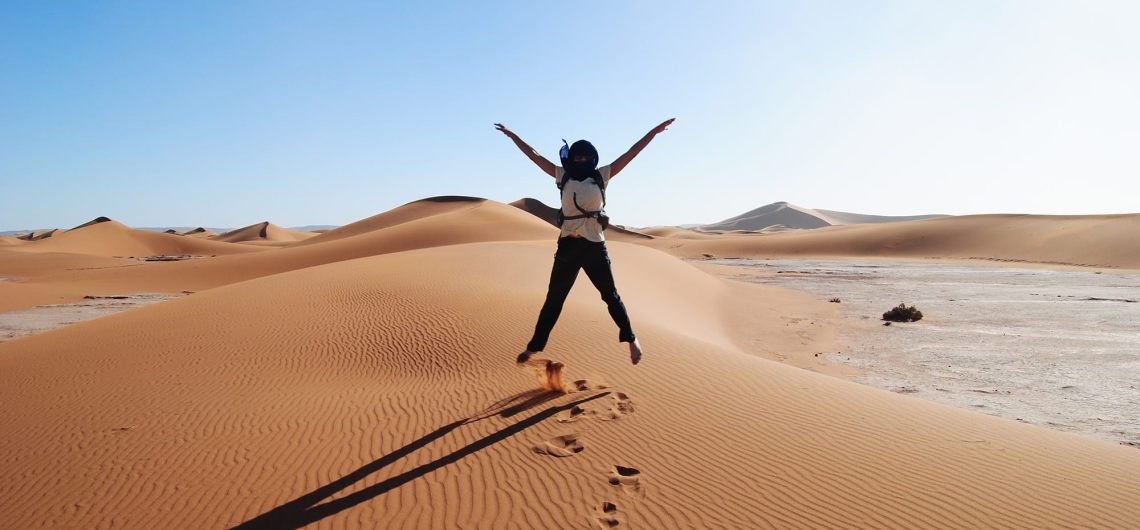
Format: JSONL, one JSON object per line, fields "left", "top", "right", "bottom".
{"left": 232, "top": 389, "right": 610, "bottom": 529}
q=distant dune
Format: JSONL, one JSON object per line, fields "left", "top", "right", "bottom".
{"left": 15, "top": 228, "right": 59, "bottom": 241}
{"left": 181, "top": 227, "right": 219, "bottom": 238}
{"left": 700, "top": 201, "right": 946, "bottom": 232}
{"left": 510, "top": 197, "right": 560, "bottom": 227}
{"left": 701, "top": 202, "right": 832, "bottom": 231}
{"left": 647, "top": 213, "right": 1140, "bottom": 269}
{"left": 813, "top": 208, "right": 948, "bottom": 225}
{"left": 18, "top": 217, "right": 262, "bottom": 258}
{"left": 213, "top": 221, "right": 318, "bottom": 244}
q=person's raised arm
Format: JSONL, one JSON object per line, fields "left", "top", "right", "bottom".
{"left": 494, "top": 123, "right": 557, "bottom": 178}
{"left": 610, "top": 118, "right": 675, "bottom": 178}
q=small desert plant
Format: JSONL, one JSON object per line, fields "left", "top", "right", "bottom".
{"left": 828, "top": 298, "right": 841, "bottom": 303}
{"left": 882, "top": 303, "right": 923, "bottom": 322}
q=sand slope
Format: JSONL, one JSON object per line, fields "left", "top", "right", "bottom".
{"left": 647, "top": 213, "right": 1140, "bottom": 269}
{"left": 2, "top": 240, "right": 1140, "bottom": 528}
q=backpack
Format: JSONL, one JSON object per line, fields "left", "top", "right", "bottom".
{"left": 557, "top": 140, "right": 610, "bottom": 230}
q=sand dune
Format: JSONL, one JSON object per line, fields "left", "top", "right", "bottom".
{"left": 2, "top": 239, "right": 1139, "bottom": 528}
{"left": 15, "top": 228, "right": 58, "bottom": 241}
{"left": 0, "top": 236, "right": 27, "bottom": 247}
{"left": 701, "top": 201, "right": 833, "bottom": 231}
{"left": 295, "top": 196, "right": 498, "bottom": 247}
{"left": 814, "top": 207, "right": 948, "bottom": 225}
{"left": 16, "top": 217, "right": 263, "bottom": 258}
{"left": 288, "top": 197, "right": 560, "bottom": 255}
{"left": 647, "top": 213, "right": 1140, "bottom": 269}
{"left": 213, "top": 221, "right": 317, "bottom": 244}
{"left": 639, "top": 226, "right": 717, "bottom": 239}
{"left": 181, "top": 227, "right": 219, "bottom": 238}
{"left": 0, "top": 199, "right": 559, "bottom": 313}
{"left": 510, "top": 197, "right": 561, "bottom": 227}
{"left": 509, "top": 196, "right": 655, "bottom": 242}
{"left": 701, "top": 201, "right": 946, "bottom": 232}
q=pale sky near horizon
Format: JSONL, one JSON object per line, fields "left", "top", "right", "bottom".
{"left": 2, "top": 1, "right": 1138, "bottom": 231}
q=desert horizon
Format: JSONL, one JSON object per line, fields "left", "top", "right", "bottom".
{"left": 7, "top": 197, "right": 1137, "bottom": 238}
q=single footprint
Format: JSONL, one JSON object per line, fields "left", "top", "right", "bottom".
{"left": 593, "top": 501, "right": 622, "bottom": 528}
{"left": 573, "top": 379, "right": 610, "bottom": 392}
{"left": 599, "top": 392, "right": 634, "bottom": 421}
{"left": 556, "top": 404, "right": 592, "bottom": 424}
{"left": 534, "top": 434, "right": 584, "bottom": 457}
{"left": 606, "top": 465, "right": 643, "bottom": 497}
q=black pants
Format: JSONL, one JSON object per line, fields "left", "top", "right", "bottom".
{"left": 527, "top": 237, "right": 636, "bottom": 352}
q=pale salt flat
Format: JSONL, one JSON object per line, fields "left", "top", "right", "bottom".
{"left": 709, "top": 258, "right": 1140, "bottom": 447}
{"left": 0, "top": 293, "right": 183, "bottom": 342}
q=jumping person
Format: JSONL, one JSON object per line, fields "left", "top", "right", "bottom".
{"left": 494, "top": 118, "right": 674, "bottom": 366}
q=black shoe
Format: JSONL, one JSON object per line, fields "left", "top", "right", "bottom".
{"left": 517, "top": 350, "right": 534, "bottom": 364}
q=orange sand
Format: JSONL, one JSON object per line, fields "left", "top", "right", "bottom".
{"left": 2, "top": 201, "right": 1140, "bottom": 528}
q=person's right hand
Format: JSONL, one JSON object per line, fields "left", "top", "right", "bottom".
{"left": 494, "top": 123, "right": 515, "bottom": 137}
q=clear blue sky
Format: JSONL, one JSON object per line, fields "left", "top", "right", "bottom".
{"left": 3, "top": 0, "right": 1138, "bottom": 231}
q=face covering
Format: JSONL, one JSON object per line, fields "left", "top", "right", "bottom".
{"left": 565, "top": 140, "right": 599, "bottom": 179}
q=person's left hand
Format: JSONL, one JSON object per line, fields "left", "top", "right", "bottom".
{"left": 494, "top": 123, "right": 516, "bottom": 137}
{"left": 653, "top": 118, "right": 676, "bottom": 134}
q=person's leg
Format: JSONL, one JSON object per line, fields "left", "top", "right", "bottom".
{"left": 581, "top": 242, "right": 641, "bottom": 364}
{"left": 581, "top": 242, "right": 639, "bottom": 360}
{"left": 523, "top": 238, "right": 585, "bottom": 359}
